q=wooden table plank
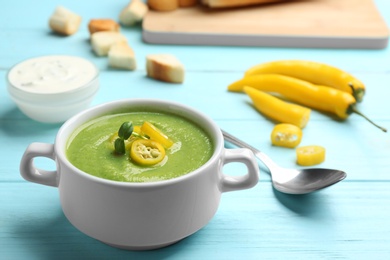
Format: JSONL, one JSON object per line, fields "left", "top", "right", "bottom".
{"left": 1, "top": 182, "right": 389, "bottom": 259}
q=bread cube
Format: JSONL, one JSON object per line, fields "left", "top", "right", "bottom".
{"left": 146, "top": 54, "right": 185, "bottom": 83}
{"left": 49, "top": 6, "right": 82, "bottom": 36}
{"left": 108, "top": 42, "right": 137, "bottom": 70}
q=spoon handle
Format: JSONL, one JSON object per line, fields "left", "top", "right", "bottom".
{"left": 221, "top": 129, "right": 279, "bottom": 171}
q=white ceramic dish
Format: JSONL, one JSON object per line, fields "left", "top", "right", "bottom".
{"left": 7, "top": 55, "right": 99, "bottom": 123}
{"left": 19, "top": 99, "right": 260, "bottom": 250}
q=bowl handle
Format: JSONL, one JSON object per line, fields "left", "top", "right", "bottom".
{"left": 20, "top": 142, "right": 59, "bottom": 187}
{"left": 219, "top": 148, "right": 259, "bottom": 193}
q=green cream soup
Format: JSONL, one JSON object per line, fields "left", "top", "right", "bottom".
{"left": 66, "top": 110, "right": 214, "bottom": 183}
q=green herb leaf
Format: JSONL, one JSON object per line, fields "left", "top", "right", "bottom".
{"left": 118, "top": 122, "right": 133, "bottom": 140}
{"left": 114, "top": 138, "right": 125, "bottom": 155}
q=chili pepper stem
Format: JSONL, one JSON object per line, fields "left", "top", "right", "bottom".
{"left": 349, "top": 83, "right": 365, "bottom": 103}
{"left": 351, "top": 107, "right": 387, "bottom": 132}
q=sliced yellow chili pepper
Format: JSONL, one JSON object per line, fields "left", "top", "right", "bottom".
{"left": 296, "top": 145, "right": 326, "bottom": 166}
{"left": 244, "top": 86, "right": 311, "bottom": 128}
{"left": 133, "top": 125, "right": 142, "bottom": 134}
{"left": 271, "top": 124, "right": 302, "bottom": 148}
{"left": 130, "top": 139, "right": 166, "bottom": 166}
{"left": 244, "top": 60, "right": 365, "bottom": 102}
{"left": 140, "top": 121, "right": 174, "bottom": 148}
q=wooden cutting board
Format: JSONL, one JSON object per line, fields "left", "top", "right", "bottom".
{"left": 142, "top": 0, "right": 389, "bottom": 49}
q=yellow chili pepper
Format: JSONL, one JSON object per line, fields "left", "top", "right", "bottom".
{"left": 244, "top": 60, "right": 365, "bottom": 102}
{"left": 130, "top": 139, "right": 166, "bottom": 166}
{"left": 229, "top": 74, "right": 386, "bottom": 132}
{"left": 141, "top": 121, "right": 174, "bottom": 148}
{"left": 271, "top": 124, "right": 303, "bottom": 148}
{"left": 244, "top": 87, "right": 311, "bottom": 128}
{"left": 296, "top": 145, "right": 326, "bottom": 166}
{"left": 133, "top": 125, "right": 142, "bottom": 134}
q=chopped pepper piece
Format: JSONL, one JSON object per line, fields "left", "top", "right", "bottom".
{"left": 140, "top": 121, "right": 174, "bottom": 148}
{"left": 271, "top": 124, "right": 302, "bottom": 148}
{"left": 296, "top": 145, "right": 326, "bottom": 166}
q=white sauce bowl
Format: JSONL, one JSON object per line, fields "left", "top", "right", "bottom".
{"left": 7, "top": 55, "right": 99, "bottom": 123}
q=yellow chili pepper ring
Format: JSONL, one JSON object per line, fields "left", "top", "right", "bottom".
{"left": 130, "top": 139, "right": 166, "bottom": 166}
{"left": 271, "top": 124, "right": 303, "bottom": 148}
{"left": 296, "top": 145, "right": 326, "bottom": 166}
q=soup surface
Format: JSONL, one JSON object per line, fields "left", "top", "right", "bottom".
{"left": 66, "top": 110, "right": 214, "bottom": 182}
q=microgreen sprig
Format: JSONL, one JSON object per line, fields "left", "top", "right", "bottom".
{"left": 132, "top": 132, "right": 149, "bottom": 140}
{"left": 114, "top": 121, "right": 133, "bottom": 155}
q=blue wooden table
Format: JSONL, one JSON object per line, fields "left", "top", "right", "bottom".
{"left": 1, "top": 1, "right": 390, "bottom": 259}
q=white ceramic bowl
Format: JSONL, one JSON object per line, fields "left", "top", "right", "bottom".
{"left": 19, "top": 99, "right": 260, "bottom": 250}
{"left": 7, "top": 55, "right": 99, "bottom": 123}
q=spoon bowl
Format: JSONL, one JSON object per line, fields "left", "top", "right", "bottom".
{"left": 222, "top": 130, "right": 347, "bottom": 194}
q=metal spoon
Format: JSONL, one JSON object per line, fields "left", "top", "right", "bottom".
{"left": 222, "top": 130, "right": 347, "bottom": 195}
